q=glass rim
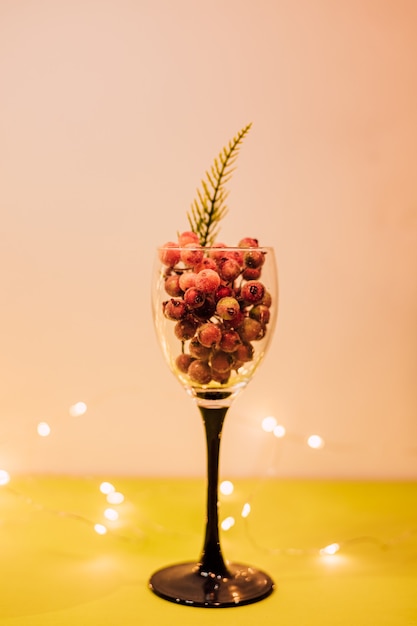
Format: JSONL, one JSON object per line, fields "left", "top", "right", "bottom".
{"left": 157, "top": 245, "right": 275, "bottom": 251}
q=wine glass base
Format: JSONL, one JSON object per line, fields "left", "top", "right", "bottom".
{"left": 149, "top": 561, "right": 275, "bottom": 608}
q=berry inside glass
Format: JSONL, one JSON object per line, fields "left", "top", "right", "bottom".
{"left": 153, "top": 244, "right": 278, "bottom": 408}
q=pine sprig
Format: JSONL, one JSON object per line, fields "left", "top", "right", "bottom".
{"left": 187, "top": 123, "right": 252, "bottom": 247}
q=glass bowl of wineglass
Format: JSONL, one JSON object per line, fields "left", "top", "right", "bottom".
{"left": 149, "top": 242, "right": 278, "bottom": 607}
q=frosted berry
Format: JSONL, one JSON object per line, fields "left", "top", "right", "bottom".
{"left": 188, "top": 359, "right": 212, "bottom": 384}
{"left": 250, "top": 304, "right": 271, "bottom": 325}
{"left": 159, "top": 243, "right": 180, "bottom": 267}
{"left": 239, "top": 317, "right": 264, "bottom": 341}
{"left": 243, "top": 250, "right": 265, "bottom": 269}
{"left": 174, "top": 318, "right": 198, "bottom": 341}
{"left": 178, "top": 231, "right": 200, "bottom": 246}
{"left": 189, "top": 337, "right": 211, "bottom": 360}
{"left": 208, "top": 243, "right": 228, "bottom": 260}
{"left": 195, "top": 268, "right": 221, "bottom": 293}
{"left": 192, "top": 297, "right": 216, "bottom": 320}
{"left": 241, "top": 280, "right": 265, "bottom": 304}
{"left": 176, "top": 353, "right": 194, "bottom": 373}
{"left": 218, "top": 258, "right": 241, "bottom": 282}
{"left": 214, "top": 284, "right": 234, "bottom": 302}
{"left": 163, "top": 299, "right": 187, "bottom": 320}
{"left": 164, "top": 274, "right": 183, "bottom": 297}
{"left": 193, "top": 257, "right": 218, "bottom": 273}
{"left": 210, "top": 350, "right": 234, "bottom": 374}
{"left": 261, "top": 291, "right": 272, "bottom": 307}
{"left": 211, "top": 369, "right": 231, "bottom": 384}
{"left": 238, "top": 237, "right": 259, "bottom": 248}
{"left": 242, "top": 267, "right": 262, "bottom": 281}
{"left": 234, "top": 342, "right": 254, "bottom": 362}
{"left": 216, "top": 296, "right": 241, "bottom": 321}
{"left": 180, "top": 244, "right": 204, "bottom": 268}
{"left": 219, "top": 329, "right": 242, "bottom": 353}
{"left": 179, "top": 271, "right": 197, "bottom": 291}
{"left": 223, "top": 308, "right": 244, "bottom": 329}
{"left": 183, "top": 287, "right": 205, "bottom": 309}
{"left": 197, "top": 322, "right": 222, "bottom": 348}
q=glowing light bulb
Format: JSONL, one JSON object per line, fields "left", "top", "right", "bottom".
{"left": 320, "top": 543, "right": 340, "bottom": 556}
{"left": 69, "top": 402, "right": 87, "bottom": 417}
{"left": 307, "top": 434, "right": 324, "bottom": 449}
{"left": 37, "top": 422, "right": 51, "bottom": 437}
{"left": 221, "top": 516, "right": 235, "bottom": 531}
{"left": 220, "top": 480, "right": 234, "bottom": 496}
{"left": 273, "top": 424, "right": 286, "bottom": 438}
{"left": 106, "top": 491, "right": 124, "bottom": 505}
{"left": 104, "top": 508, "right": 119, "bottom": 521}
{"left": 262, "top": 416, "right": 277, "bottom": 432}
{"left": 94, "top": 523, "right": 107, "bottom": 535}
{"left": 100, "top": 481, "right": 115, "bottom": 495}
{"left": 241, "top": 503, "right": 251, "bottom": 518}
{"left": 0, "top": 469, "right": 10, "bottom": 485}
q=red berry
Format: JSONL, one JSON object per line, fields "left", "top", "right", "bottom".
{"left": 218, "top": 258, "right": 242, "bottom": 282}
{"left": 234, "top": 342, "right": 254, "bottom": 362}
{"left": 174, "top": 318, "right": 198, "bottom": 340}
{"left": 197, "top": 322, "right": 222, "bottom": 348}
{"left": 163, "top": 299, "right": 187, "bottom": 320}
{"left": 195, "top": 268, "right": 221, "bottom": 293}
{"left": 241, "top": 280, "right": 265, "bottom": 304}
{"left": 188, "top": 359, "right": 212, "bottom": 384}
{"left": 193, "top": 257, "right": 218, "bottom": 273}
{"left": 250, "top": 304, "right": 271, "bottom": 324}
{"left": 243, "top": 250, "right": 265, "bottom": 269}
{"left": 210, "top": 350, "right": 234, "bottom": 373}
{"left": 159, "top": 243, "right": 180, "bottom": 267}
{"left": 184, "top": 287, "right": 205, "bottom": 309}
{"left": 238, "top": 237, "right": 259, "bottom": 248}
{"left": 219, "top": 329, "right": 242, "bottom": 353}
{"left": 178, "top": 231, "right": 200, "bottom": 246}
{"left": 164, "top": 274, "right": 183, "bottom": 297}
{"left": 216, "top": 296, "right": 241, "bottom": 320}
{"left": 180, "top": 244, "right": 204, "bottom": 268}
{"left": 179, "top": 271, "right": 197, "bottom": 291}
{"left": 189, "top": 337, "right": 211, "bottom": 360}
{"left": 192, "top": 297, "right": 216, "bottom": 320}
{"left": 242, "top": 267, "right": 262, "bottom": 280}
{"left": 175, "top": 353, "right": 195, "bottom": 373}
{"left": 239, "top": 317, "right": 264, "bottom": 341}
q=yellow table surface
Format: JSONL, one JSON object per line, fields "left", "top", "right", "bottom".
{"left": 1, "top": 476, "right": 416, "bottom": 625}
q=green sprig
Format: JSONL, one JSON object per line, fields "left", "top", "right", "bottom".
{"left": 187, "top": 123, "right": 252, "bottom": 247}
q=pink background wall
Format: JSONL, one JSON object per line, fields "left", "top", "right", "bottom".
{"left": 1, "top": 0, "right": 416, "bottom": 479}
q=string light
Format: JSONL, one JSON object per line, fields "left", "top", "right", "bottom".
{"left": 104, "top": 508, "right": 119, "bottom": 522}
{"left": 261, "top": 416, "right": 277, "bottom": 432}
{"left": 0, "top": 469, "right": 10, "bottom": 485}
{"left": 273, "top": 424, "right": 286, "bottom": 438}
{"left": 99, "top": 481, "right": 115, "bottom": 495}
{"left": 221, "top": 516, "right": 235, "bottom": 531}
{"left": 220, "top": 480, "right": 234, "bottom": 496}
{"left": 37, "top": 422, "right": 51, "bottom": 437}
{"left": 307, "top": 434, "right": 325, "bottom": 449}
{"left": 69, "top": 401, "right": 87, "bottom": 417}
{"left": 241, "top": 502, "right": 251, "bottom": 518}
{"left": 1, "top": 408, "right": 413, "bottom": 562}
{"left": 94, "top": 523, "right": 107, "bottom": 535}
{"left": 106, "top": 491, "right": 124, "bottom": 505}
{"left": 320, "top": 543, "right": 340, "bottom": 556}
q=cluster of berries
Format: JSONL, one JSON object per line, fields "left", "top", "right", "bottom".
{"left": 159, "top": 231, "right": 272, "bottom": 386}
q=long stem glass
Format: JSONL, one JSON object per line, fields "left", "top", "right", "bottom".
{"left": 149, "top": 245, "right": 278, "bottom": 607}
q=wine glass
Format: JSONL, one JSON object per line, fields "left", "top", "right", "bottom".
{"left": 149, "top": 244, "right": 278, "bottom": 607}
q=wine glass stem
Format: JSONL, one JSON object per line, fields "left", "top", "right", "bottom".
{"left": 198, "top": 405, "right": 231, "bottom": 578}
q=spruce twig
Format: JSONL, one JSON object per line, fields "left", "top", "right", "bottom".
{"left": 187, "top": 123, "right": 252, "bottom": 247}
